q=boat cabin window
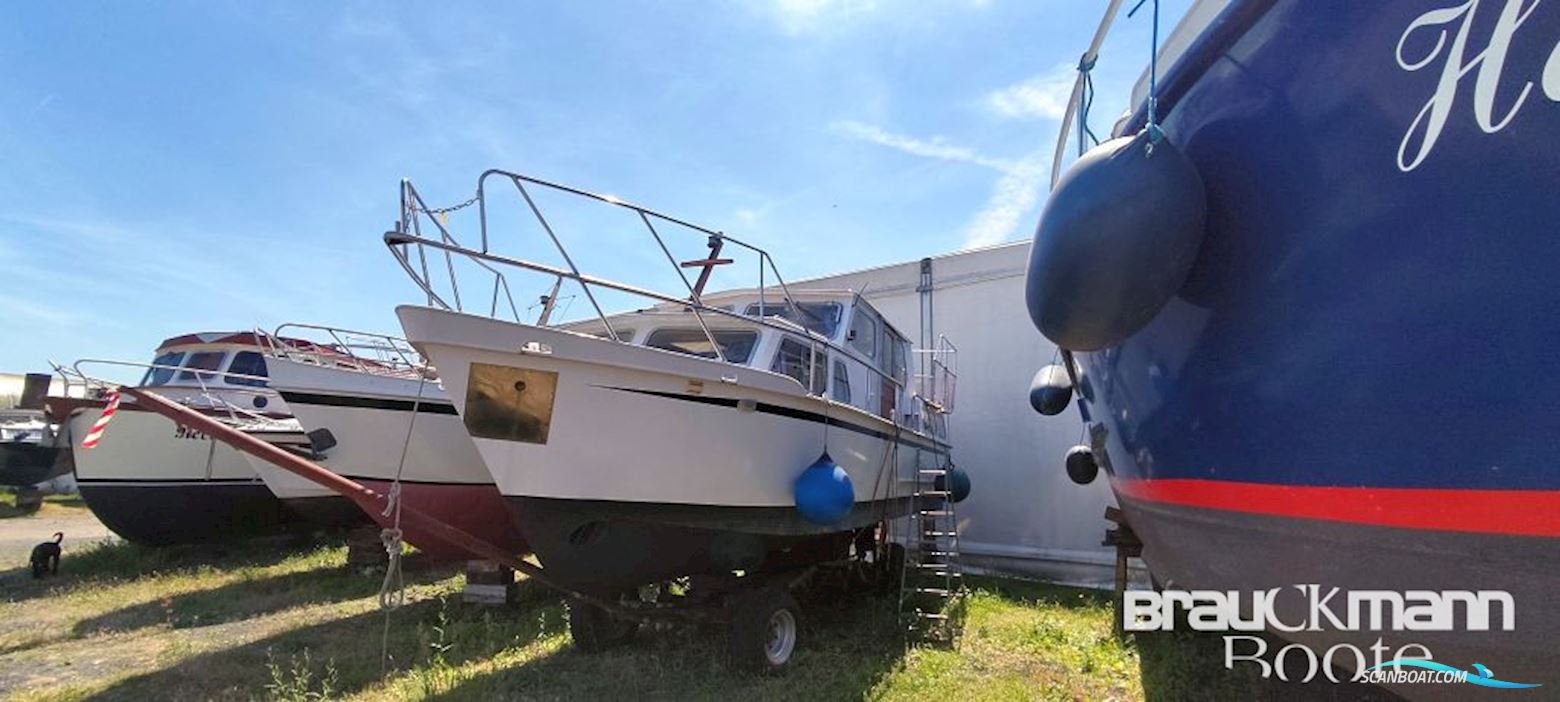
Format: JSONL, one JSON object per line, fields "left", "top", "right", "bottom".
{"left": 645, "top": 329, "right": 757, "bottom": 364}
{"left": 847, "top": 307, "right": 877, "bottom": 359}
{"left": 886, "top": 330, "right": 909, "bottom": 383}
{"left": 177, "top": 351, "right": 227, "bottom": 382}
{"left": 140, "top": 351, "right": 186, "bottom": 386}
{"left": 743, "top": 302, "right": 842, "bottom": 338}
{"left": 771, "top": 337, "right": 825, "bottom": 394}
{"left": 584, "top": 328, "right": 635, "bottom": 343}
{"left": 224, "top": 351, "right": 269, "bottom": 387}
{"left": 831, "top": 359, "right": 850, "bottom": 403}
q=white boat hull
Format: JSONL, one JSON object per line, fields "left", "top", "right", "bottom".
{"left": 398, "top": 305, "right": 947, "bottom": 593}
{"left": 251, "top": 357, "right": 528, "bottom": 555}
{"left": 64, "top": 399, "right": 308, "bottom": 544}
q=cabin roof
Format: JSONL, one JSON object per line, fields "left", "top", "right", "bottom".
{"left": 154, "top": 331, "right": 365, "bottom": 364}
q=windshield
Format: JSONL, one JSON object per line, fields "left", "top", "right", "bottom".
{"left": 645, "top": 329, "right": 758, "bottom": 364}
{"left": 743, "top": 301, "right": 841, "bottom": 338}
{"left": 177, "top": 351, "right": 227, "bottom": 382}
{"left": 139, "top": 351, "right": 186, "bottom": 386}
{"left": 224, "top": 351, "right": 269, "bottom": 387}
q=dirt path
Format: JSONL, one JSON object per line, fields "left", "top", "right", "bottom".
{"left": 0, "top": 590, "right": 386, "bottom": 696}
{"left": 0, "top": 506, "right": 114, "bottom": 567}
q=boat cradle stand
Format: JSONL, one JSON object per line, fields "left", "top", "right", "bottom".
{"left": 1103, "top": 506, "right": 1143, "bottom": 639}
{"left": 11, "top": 486, "right": 44, "bottom": 513}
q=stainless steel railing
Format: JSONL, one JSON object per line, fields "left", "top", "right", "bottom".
{"left": 263, "top": 323, "right": 428, "bottom": 381}
{"left": 383, "top": 170, "right": 912, "bottom": 399}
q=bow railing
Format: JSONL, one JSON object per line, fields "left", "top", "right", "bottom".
{"left": 382, "top": 170, "right": 913, "bottom": 399}
{"left": 262, "top": 323, "right": 428, "bottom": 381}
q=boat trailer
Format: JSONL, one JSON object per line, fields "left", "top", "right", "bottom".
{"left": 119, "top": 386, "right": 881, "bottom": 671}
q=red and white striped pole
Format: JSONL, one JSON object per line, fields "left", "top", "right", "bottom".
{"left": 80, "top": 391, "right": 120, "bottom": 449}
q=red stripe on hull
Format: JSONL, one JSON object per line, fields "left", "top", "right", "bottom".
{"left": 1114, "top": 478, "right": 1560, "bottom": 537}
{"left": 354, "top": 479, "right": 530, "bottom": 560}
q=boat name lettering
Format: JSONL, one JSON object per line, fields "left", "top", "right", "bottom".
{"left": 1396, "top": 0, "right": 1560, "bottom": 171}
{"left": 173, "top": 423, "right": 209, "bottom": 441}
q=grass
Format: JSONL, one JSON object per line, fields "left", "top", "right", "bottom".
{"left": 0, "top": 536, "right": 1287, "bottom": 701}
{"left": 0, "top": 491, "right": 87, "bottom": 519}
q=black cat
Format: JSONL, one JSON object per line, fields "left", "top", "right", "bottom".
{"left": 29, "top": 532, "right": 62, "bottom": 578}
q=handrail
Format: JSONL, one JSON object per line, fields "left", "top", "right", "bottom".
{"left": 1046, "top": 0, "right": 1136, "bottom": 383}
{"left": 396, "top": 180, "right": 522, "bottom": 321}
{"left": 265, "top": 323, "right": 428, "bottom": 379}
{"left": 911, "top": 334, "right": 958, "bottom": 414}
{"left": 381, "top": 167, "right": 960, "bottom": 441}
{"left": 1050, "top": 0, "right": 1129, "bottom": 190}
{"left": 69, "top": 358, "right": 281, "bottom": 426}
{"left": 384, "top": 231, "right": 910, "bottom": 394}
{"left": 421, "top": 170, "right": 823, "bottom": 364}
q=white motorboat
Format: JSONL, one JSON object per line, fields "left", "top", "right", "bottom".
{"left": 0, "top": 407, "right": 72, "bottom": 488}
{"left": 58, "top": 332, "right": 312, "bottom": 545}
{"left": 245, "top": 324, "right": 528, "bottom": 557}
{"left": 385, "top": 171, "right": 961, "bottom": 599}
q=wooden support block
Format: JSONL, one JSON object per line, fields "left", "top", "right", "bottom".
{"left": 14, "top": 489, "right": 43, "bottom": 513}
{"left": 1104, "top": 510, "right": 1141, "bottom": 640}
{"left": 1113, "top": 548, "right": 1129, "bottom": 639}
{"left": 465, "top": 560, "right": 514, "bottom": 586}
{"left": 463, "top": 560, "right": 555, "bottom": 606}
{"left": 346, "top": 527, "right": 388, "bottom": 568}
{"left": 510, "top": 577, "right": 555, "bottom": 605}
{"left": 463, "top": 583, "right": 514, "bottom": 605}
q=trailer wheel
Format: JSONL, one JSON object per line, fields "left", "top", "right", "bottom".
{"left": 728, "top": 586, "right": 800, "bottom": 673}
{"left": 567, "top": 600, "right": 637, "bottom": 652}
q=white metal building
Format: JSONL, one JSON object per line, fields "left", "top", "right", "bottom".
{"left": 794, "top": 241, "right": 1122, "bottom": 587}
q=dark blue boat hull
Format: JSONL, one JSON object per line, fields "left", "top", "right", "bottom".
{"left": 1039, "top": 0, "right": 1560, "bottom": 686}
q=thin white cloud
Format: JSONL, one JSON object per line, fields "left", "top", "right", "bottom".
{"left": 0, "top": 293, "right": 82, "bottom": 328}
{"left": 829, "top": 120, "right": 1011, "bottom": 171}
{"left": 960, "top": 150, "right": 1048, "bottom": 248}
{"left": 830, "top": 121, "right": 1049, "bottom": 248}
{"left": 985, "top": 64, "right": 1076, "bottom": 121}
{"left": 766, "top": 0, "right": 879, "bottom": 35}
{"left": 734, "top": 208, "right": 763, "bottom": 225}
{"left": 759, "top": 0, "right": 990, "bottom": 36}
{"left": 2, "top": 213, "right": 319, "bottom": 322}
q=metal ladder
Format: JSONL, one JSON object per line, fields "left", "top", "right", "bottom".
{"left": 898, "top": 446, "right": 964, "bottom": 642}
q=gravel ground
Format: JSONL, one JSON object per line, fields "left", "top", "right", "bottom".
{"left": 0, "top": 503, "right": 114, "bottom": 570}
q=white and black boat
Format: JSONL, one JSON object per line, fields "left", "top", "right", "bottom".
{"left": 59, "top": 332, "right": 312, "bottom": 545}
{"left": 385, "top": 171, "right": 961, "bottom": 601}
{"left": 245, "top": 324, "right": 529, "bottom": 558}
{"left": 1, "top": 373, "right": 74, "bottom": 488}
{"left": 0, "top": 408, "right": 72, "bottom": 488}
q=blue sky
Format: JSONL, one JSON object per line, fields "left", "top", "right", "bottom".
{"left": 0, "top": 0, "right": 1188, "bottom": 377}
